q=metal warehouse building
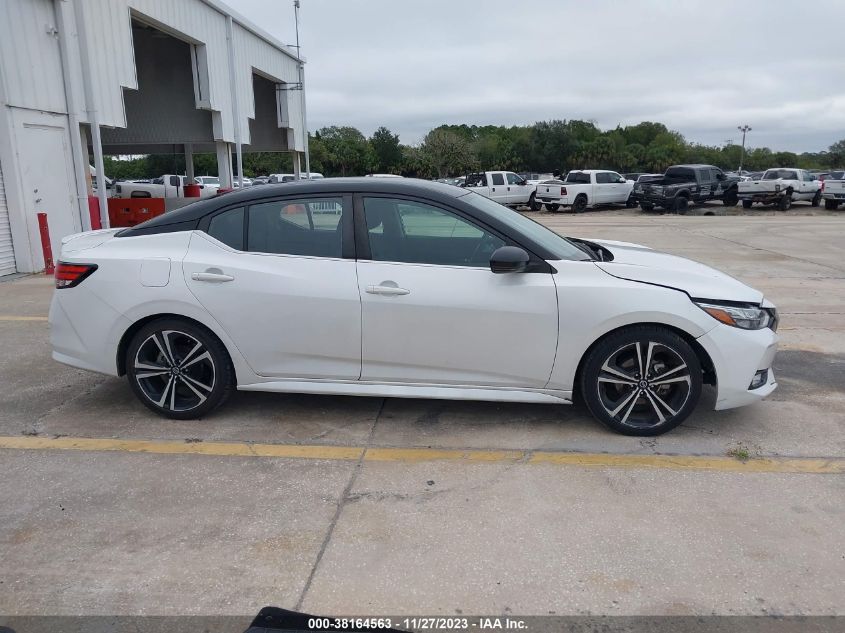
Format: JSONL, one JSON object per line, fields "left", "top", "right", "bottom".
{"left": 0, "top": 0, "right": 307, "bottom": 276}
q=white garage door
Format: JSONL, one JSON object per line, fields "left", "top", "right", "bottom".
{"left": 0, "top": 159, "right": 17, "bottom": 277}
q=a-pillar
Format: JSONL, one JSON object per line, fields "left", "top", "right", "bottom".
{"left": 216, "top": 141, "right": 233, "bottom": 188}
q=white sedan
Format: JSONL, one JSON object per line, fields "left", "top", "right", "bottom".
{"left": 49, "top": 179, "right": 779, "bottom": 435}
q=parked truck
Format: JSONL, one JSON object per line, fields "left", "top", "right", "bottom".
{"left": 632, "top": 164, "right": 740, "bottom": 213}
{"left": 462, "top": 170, "right": 540, "bottom": 210}
{"left": 534, "top": 170, "right": 636, "bottom": 212}
{"left": 113, "top": 175, "right": 217, "bottom": 199}
{"left": 822, "top": 176, "right": 845, "bottom": 210}
{"left": 737, "top": 168, "right": 821, "bottom": 210}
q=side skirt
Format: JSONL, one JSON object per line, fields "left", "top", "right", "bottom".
{"left": 238, "top": 379, "right": 573, "bottom": 405}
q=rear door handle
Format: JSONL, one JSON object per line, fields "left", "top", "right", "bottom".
{"left": 366, "top": 284, "right": 410, "bottom": 296}
{"left": 192, "top": 271, "right": 234, "bottom": 283}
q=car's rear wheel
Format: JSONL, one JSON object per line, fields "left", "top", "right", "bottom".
{"left": 742, "top": 199, "right": 753, "bottom": 209}
{"left": 572, "top": 195, "right": 588, "bottom": 213}
{"left": 126, "top": 318, "right": 235, "bottom": 420}
{"left": 580, "top": 326, "right": 702, "bottom": 436}
{"left": 811, "top": 190, "right": 821, "bottom": 207}
{"left": 545, "top": 203, "right": 560, "bottom": 212}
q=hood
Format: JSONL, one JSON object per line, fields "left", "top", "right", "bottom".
{"left": 60, "top": 228, "right": 121, "bottom": 253}
{"left": 588, "top": 238, "right": 764, "bottom": 304}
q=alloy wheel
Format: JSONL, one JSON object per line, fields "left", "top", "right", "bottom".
{"left": 596, "top": 341, "right": 692, "bottom": 429}
{"left": 133, "top": 330, "right": 216, "bottom": 412}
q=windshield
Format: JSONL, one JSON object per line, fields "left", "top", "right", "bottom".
{"left": 460, "top": 191, "right": 593, "bottom": 261}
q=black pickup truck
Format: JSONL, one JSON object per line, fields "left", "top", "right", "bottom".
{"left": 632, "top": 164, "right": 740, "bottom": 213}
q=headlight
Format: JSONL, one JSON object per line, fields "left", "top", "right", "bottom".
{"left": 694, "top": 300, "right": 777, "bottom": 330}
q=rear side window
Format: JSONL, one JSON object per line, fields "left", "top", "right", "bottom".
{"left": 491, "top": 173, "right": 505, "bottom": 186}
{"left": 565, "top": 172, "right": 591, "bottom": 184}
{"left": 246, "top": 197, "right": 343, "bottom": 258}
{"left": 207, "top": 207, "right": 244, "bottom": 250}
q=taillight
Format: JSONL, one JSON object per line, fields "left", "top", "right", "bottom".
{"left": 55, "top": 262, "right": 98, "bottom": 289}
{"left": 561, "top": 187, "right": 567, "bottom": 196}
{"left": 821, "top": 180, "right": 825, "bottom": 192}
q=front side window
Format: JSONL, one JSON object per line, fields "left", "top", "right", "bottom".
{"left": 595, "top": 172, "right": 611, "bottom": 184}
{"left": 363, "top": 197, "right": 504, "bottom": 267}
{"left": 246, "top": 197, "right": 343, "bottom": 258}
{"left": 506, "top": 172, "right": 523, "bottom": 185}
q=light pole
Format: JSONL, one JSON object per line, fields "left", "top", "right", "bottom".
{"left": 293, "top": 0, "right": 310, "bottom": 180}
{"left": 737, "top": 125, "right": 751, "bottom": 175}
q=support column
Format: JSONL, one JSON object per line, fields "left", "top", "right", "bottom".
{"left": 216, "top": 142, "right": 233, "bottom": 188}
{"left": 184, "top": 143, "right": 194, "bottom": 182}
{"left": 292, "top": 152, "right": 302, "bottom": 180}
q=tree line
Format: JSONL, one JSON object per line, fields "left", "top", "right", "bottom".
{"left": 103, "top": 120, "right": 845, "bottom": 180}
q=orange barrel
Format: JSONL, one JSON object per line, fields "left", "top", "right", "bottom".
{"left": 183, "top": 183, "right": 201, "bottom": 197}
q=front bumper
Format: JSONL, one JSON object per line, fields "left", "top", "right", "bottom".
{"left": 696, "top": 323, "right": 778, "bottom": 410}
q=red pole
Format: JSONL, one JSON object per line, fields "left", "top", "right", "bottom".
{"left": 37, "top": 212, "right": 55, "bottom": 275}
{"left": 88, "top": 196, "right": 102, "bottom": 230}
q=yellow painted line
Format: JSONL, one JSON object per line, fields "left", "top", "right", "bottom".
{"left": 365, "top": 447, "right": 525, "bottom": 463}
{"left": 0, "top": 435, "right": 842, "bottom": 474}
{"left": 0, "top": 315, "right": 48, "bottom": 321}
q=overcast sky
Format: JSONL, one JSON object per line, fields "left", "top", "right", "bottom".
{"left": 228, "top": 0, "right": 843, "bottom": 153}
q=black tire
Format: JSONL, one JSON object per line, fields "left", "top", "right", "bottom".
{"left": 811, "top": 190, "right": 822, "bottom": 207}
{"left": 125, "top": 318, "right": 235, "bottom": 420}
{"left": 722, "top": 189, "right": 738, "bottom": 206}
{"left": 580, "top": 325, "right": 702, "bottom": 436}
{"left": 545, "top": 203, "right": 560, "bottom": 212}
{"left": 640, "top": 202, "right": 654, "bottom": 212}
{"left": 529, "top": 192, "right": 541, "bottom": 212}
{"left": 778, "top": 193, "right": 792, "bottom": 211}
{"left": 742, "top": 199, "right": 753, "bottom": 209}
{"left": 572, "top": 195, "right": 588, "bottom": 213}
{"left": 824, "top": 199, "right": 840, "bottom": 210}
{"left": 625, "top": 196, "right": 638, "bottom": 208}
{"left": 671, "top": 195, "right": 689, "bottom": 214}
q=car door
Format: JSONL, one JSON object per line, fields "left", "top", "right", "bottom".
{"left": 355, "top": 195, "right": 558, "bottom": 387}
{"left": 505, "top": 172, "right": 527, "bottom": 204}
{"left": 183, "top": 195, "right": 362, "bottom": 380}
{"left": 487, "top": 172, "right": 509, "bottom": 203}
{"left": 594, "top": 171, "right": 614, "bottom": 204}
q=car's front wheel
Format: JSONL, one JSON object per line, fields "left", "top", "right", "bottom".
{"left": 811, "top": 190, "right": 821, "bottom": 207}
{"left": 126, "top": 318, "right": 235, "bottom": 419}
{"left": 580, "top": 326, "right": 702, "bottom": 436}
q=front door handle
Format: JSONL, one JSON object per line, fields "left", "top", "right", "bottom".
{"left": 366, "top": 284, "right": 410, "bottom": 296}
{"left": 192, "top": 271, "right": 234, "bottom": 283}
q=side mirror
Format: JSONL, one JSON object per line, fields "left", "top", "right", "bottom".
{"left": 716, "top": 173, "right": 726, "bottom": 180}
{"left": 519, "top": 180, "right": 526, "bottom": 185}
{"left": 490, "top": 246, "right": 529, "bottom": 274}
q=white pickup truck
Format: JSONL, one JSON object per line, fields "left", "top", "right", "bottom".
{"left": 534, "top": 170, "right": 635, "bottom": 212}
{"left": 737, "top": 168, "right": 821, "bottom": 210}
{"left": 462, "top": 171, "right": 540, "bottom": 210}
{"left": 113, "top": 175, "right": 217, "bottom": 199}
{"left": 822, "top": 176, "right": 845, "bottom": 210}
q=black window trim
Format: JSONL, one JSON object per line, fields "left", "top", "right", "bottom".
{"left": 352, "top": 192, "right": 553, "bottom": 273}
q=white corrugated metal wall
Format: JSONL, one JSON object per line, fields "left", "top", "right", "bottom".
{"left": 0, "top": 159, "right": 16, "bottom": 277}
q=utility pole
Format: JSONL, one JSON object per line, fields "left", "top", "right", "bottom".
{"left": 737, "top": 125, "right": 751, "bottom": 174}
{"left": 293, "top": 0, "right": 310, "bottom": 180}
